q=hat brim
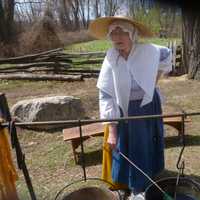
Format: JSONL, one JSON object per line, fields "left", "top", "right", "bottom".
{"left": 88, "top": 16, "right": 153, "bottom": 39}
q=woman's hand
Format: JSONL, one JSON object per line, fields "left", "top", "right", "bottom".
{"left": 107, "top": 124, "right": 117, "bottom": 149}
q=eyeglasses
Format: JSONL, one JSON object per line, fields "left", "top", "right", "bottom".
{"left": 110, "top": 30, "right": 129, "bottom": 37}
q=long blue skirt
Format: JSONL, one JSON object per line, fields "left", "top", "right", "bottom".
{"left": 112, "top": 90, "right": 164, "bottom": 192}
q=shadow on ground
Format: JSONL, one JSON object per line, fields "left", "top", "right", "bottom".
{"left": 74, "top": 134, "right": 200, "bottom": 167}
{"left": 165, "top": 134, "right": 200, "bottom": 148}
{"left": 76, "top": 149, "right": 103, "bottom": 166}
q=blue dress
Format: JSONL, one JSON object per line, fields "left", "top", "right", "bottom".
{"left": 112, "top": 89, "right": 164, "bottom": 192}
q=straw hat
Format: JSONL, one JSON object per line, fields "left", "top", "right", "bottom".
{"left": 88, "top": 15, "right": 153, "bottom": 39}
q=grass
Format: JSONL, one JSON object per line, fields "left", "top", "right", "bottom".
{"left": 65, "top": 40, "right": 112, "bottom": 52}
{"left": 6, "top": 76, "right": 200, "bottom": 200}
{"left": 1, "top": 38, "right": 200, "bottom": 200}
{"left": 64, "top": 37, "right": 181, "bottom": 69}
{"left": 65, "top": 37, "right": 181, "bottom": 53}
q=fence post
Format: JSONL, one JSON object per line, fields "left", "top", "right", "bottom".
{"left": 168, "top": 40, "right": 174, "bottom": 75}
{"left": 172, "top": 40, "right": 177, "bottom": 75}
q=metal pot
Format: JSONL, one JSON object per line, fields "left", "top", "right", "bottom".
{"left": 145, "top": 177, "right": 200, "bottom": 200}
{"left": 54, "top": 178, "right": 121, "bottom": 200}
{"left": 60, "top": 186, "right": 119, "bottom": 200}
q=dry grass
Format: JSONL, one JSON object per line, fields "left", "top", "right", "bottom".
{"left": 58, "top": 30, "right": 93, "bottom": 46}
{"left": 1, "top": 28, "right": 92, "bottom": 57}
{"left": 1, "top": 75, "right": 200, "bottom": 199}
{"left": 159, "top": 75, "right": 200, "bottom": 184}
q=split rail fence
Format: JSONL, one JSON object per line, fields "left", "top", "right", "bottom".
{"left": 0, "top": 41, "right": 184, "bottom": 81}
{"left": 0, "top": 48, "right": 104, "bottom": 81}
{"left": 167, "top": 40, "right": 184, "bottom": 75}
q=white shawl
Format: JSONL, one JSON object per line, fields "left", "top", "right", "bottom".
{"left": 97, "top": 43, "right": 160, "bottom": 117}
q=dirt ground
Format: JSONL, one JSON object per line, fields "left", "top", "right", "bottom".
{"left": 1, "top": 75, "right": 200, "bottom": 200}
{"left": 2, "top": 78, "right": 99, "bottom": 119}
{"left": 2, "top": 75, "right": 197, "bottom": 118}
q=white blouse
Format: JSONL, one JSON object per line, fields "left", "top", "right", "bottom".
{"left": 97, "top": 43, "right": 172, "bottom": 120}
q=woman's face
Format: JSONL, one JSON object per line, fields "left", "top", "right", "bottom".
{"left": 110, "top": 26, "right": 132, "bottom": 51}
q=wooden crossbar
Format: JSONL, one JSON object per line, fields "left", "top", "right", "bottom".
{"left": 63, "top": 117, "right": 191, "bottom": 164}
{"left": 63, "top": 122, "right": 103, "bottom": 141}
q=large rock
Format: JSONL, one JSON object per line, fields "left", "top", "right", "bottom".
{"left": 11, "top": 96, "right": 85, "bottom": 131}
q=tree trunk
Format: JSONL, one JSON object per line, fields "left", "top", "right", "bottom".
{"left": 71, "top": 0, "right": 80, "bottom": 30}
{"left": 104, "top": 0, "right": 119, "bottom": 16}
{"left": 0, "top": 0, "right": 15, "bottom": 44}
{"left": 79, "top": 0, "right": 86, "bottom": 28}
{"left": 0, "top": 0, "right": 6, "bottom": 41}
{"left": 86, "top": 0, "right": 90, "bottom": 27}
{"left": 182, "top": 9, "right": 200, "bottom": 79}
{"left": 94, "top": 0, "right": 100, "bottom": 18}
{"left": 168, "top": 7, "right": 176, "bottom": 36}
{"left": 58, "top": 0, "right": 73, "bottom": 30}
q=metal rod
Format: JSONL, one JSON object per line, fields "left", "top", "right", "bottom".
{"left": 117, "top": 149, "right": 167, "bottom": 195}
{"left": 1, "top": 111, "right": 200, "bottom": 128}
{"left": 78, "top": 120, "right": 87, "bottom": 181}
{"left": 9, "top": 121, "right": 37, "bottom": 200}
{"left": 174, "top": 111, "right": 186, "bottom": 200}
{"left": 174, "top": 162, "right": 183, "bottom": 200}
{"left": 176, "top": 111, "right": 186, "bottom": 173}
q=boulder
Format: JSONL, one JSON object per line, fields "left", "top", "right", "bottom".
{"left": 11, "top": 96, "right": 85, "bottom": 131}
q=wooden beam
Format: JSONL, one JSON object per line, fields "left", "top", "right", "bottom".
{"left": 0, "top": 74, "right": 83, "bottom": 81}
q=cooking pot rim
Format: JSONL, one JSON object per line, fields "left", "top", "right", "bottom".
{"left": 145, "top": 176, "right": 200, "bottom": 191}
{"left": 54, "top": 177, "right": 122, "bottom": 200}
{"left": 145, "top": 176, "right": 200, "bottom": 200}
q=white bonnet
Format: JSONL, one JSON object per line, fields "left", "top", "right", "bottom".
{"left": 107, "top": 20, "right": 138, "bottom": 43}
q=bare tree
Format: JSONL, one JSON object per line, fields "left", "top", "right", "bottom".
{"left": 127, "top": 0, "right": 156, "bottom": 17}
{"left": 182, "top": 9, "right": 200, "bottom": 80}
{"left": 79, "top": 0, "right": 87, "bottom": 28}
{"left": 57, "top": 0, "right": 73, "bottom": 30}
{"left": 71, "top": 0, "right": 80, "bottom": 30}
{"left": 93, "top": 0, "right": 100, "bottom": 18}
{"left": 0, "top": 0, "right": 15, "bottom": 43}
{"left": 0, "top": 1, "right": 6, "bottom": 41}
{"left": 86, "top": 0, "right": 90, "bottom": 27}
{"left": 158, "top": 3, "right": 178, "bottom": 37}
{"left": 15, "top": 0, "right": 46, "bottom": 23}
{"left": 55, "top": 0, "right": 87, "bottom": 30}
{"left": 104, "top": 0, "right": 119, "bottom": 16}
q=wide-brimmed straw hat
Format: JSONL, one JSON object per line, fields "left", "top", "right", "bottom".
{"left": 88, "top": 15, "right": 153, "bottom": 39}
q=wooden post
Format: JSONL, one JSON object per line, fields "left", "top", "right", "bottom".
{"left": 181, "top": 42, "right": 185, "bottom": 74}
{"left": 172, "top": 40, "right": 177, "bottom": 75}
{"left": 0, "top": 93, "right": 11, "bottom": 121}
{"left": 168, "top": 41, "right": 174, "bottom": 75}
{"left": 175, "top": 45, "right": 182, "bottom": 75}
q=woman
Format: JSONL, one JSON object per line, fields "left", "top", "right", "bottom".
{"left": 89, "top": 16, "right": 172, "bottom": 197}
